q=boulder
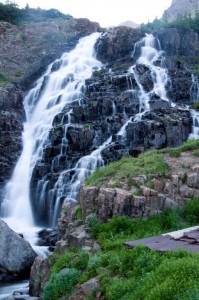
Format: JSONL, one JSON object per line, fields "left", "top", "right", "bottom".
{"left": 29, "top": 257, "right": 50, "bottom": 297}
{"left": 0, "top": 220, "right": 37, "bottom": 280}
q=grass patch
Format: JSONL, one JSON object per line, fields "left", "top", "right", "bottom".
{"left": 43, "top": 199, "right": 199, "bottom": 299}
{"left": 192, "top": 101, "right": 199, "bottom": 110}
{"left": 0, "top": 71, "right": 12, "bottom": 86}
{"left": 85, "top": 151, "right": 169, "bottom": 186}
{"left": 161, "top": 139, "right": 199, "bottom": 157}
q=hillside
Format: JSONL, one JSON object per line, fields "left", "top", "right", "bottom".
{"left": 0, "top": 7, "right": 199, "bottom": 299}
{"left": 29, "top": 140, "right": 199, "bottom": 299}
{"left": 163, "top": 0, "right": 199, "bottom": 21}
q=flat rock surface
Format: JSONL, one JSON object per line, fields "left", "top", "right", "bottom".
{"left": 124, "top": 227, "right": 199, "bottom": 252}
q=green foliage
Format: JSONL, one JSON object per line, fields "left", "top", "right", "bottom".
{"left": 194, "top": 149, "right": 199, "bottom": 157}
{"left": 20, "top": 7, "right": 72, "bottom": 23}
{"left": 193, "top": 101, "right": 199, "bottom": 110}
{"left": 51, "top": 249, "right": 89, "bottom": 274}
{"left": 161, "top": 139, "right": 199, "bottom": 157}
{"left": 0, "top": 1, "right": 21, "bottom": 24}
{"left": 95, "top": 210, "right": 186, "bottom": 251}
{"left": 182, "top": 198, "right": 199, "bottom": 225}
{"left": 0, "top": 2, "right": 72, "bottom": 25}
{"left": 42, "top": 268, "right": 80, "bottom": 300}
{"left": 133, "top": 256, "right": 199, "bottom": 300}
{"left": 85, "top": 151, "right": 169, "bottom": 186}
{"left": 141, "top": 11, "right": 199, "bottom": 34}
{"left": 0, "top": 71, "right": 12, "bottom": 86}
{"left": 86, "top": 215, "right": 100, "bottom": 238}
{"left": 75, "top": 207, "right": 83, "bottom": 220}
{"left": 44, "top": 199, "right": 199, "bottom": 299}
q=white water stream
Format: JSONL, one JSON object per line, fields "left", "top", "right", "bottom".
{"left": 1, "top": 32, "right": 102, "bottom": 242}
{"left": 189, "top": 74, "right": 199, "bottom": 139}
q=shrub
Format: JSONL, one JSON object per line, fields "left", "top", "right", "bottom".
{"left": 43, "top": 268, "right": 80, "bottom": 300}
{"left": 133, "top": 256, "right": 199, "bottom": 300}
{"left": 182, "top": 198, "right": 199, "bottom": 225}
{"left": 193, "top": 101, "right": 199, "bottom": 110}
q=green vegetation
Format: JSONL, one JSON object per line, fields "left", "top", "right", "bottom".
{"left": 0, "top": 1, "right": 21, "bottom": 24}
{"left": 75, "top": 207, "right": 83, "bottom": 220}
{"left": 0, "top": 71, "right": 12, "bottom": 87}
{"left": 193, "top": 101, "right": 199, "bottom": 110}
{"left": 160, "top": 139, "right": 199, "bottom": 157}
{"left": 141, "top": 11, "right": 199, "bottom": 34}
{"left": 43, "top": 268, "right": 80, "bottom": 300}
{"left": 44, "top": 199, "right": 199, "bottom": 300}
{"left": 85, "top": 151, "right": 169, "bottom": 186}
{"left": 0, "top": 2, "right": 72, "bottom": 25}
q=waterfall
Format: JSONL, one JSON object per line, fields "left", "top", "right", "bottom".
{"left": 1, "top": 32, "right": 102, "bottom": 236}
{"left": 117, "top": 34, "right": 170, "bottom": 131}
{"left": 189, "top": 74, "right": 199, "bottom": 139}
{"left": 0, "top": 33, "right": 177, "bottom": 230}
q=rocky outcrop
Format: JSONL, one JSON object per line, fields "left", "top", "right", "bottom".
{"left": 0, "top": 19, "right": 100, "bottom": 87}
{"left": 0, "top": 219, "right": 37, "bottom": 280}
{"left": 28, "top": 26, "right": 195, "bottom": 226}
{"left": 163, "top": 0, "right": 199, "bottom": 22}
{"left": 95, "top": 26, "right": 142, "bottom": 64}
{"left": 0, "top": 85, "right": 24, "bottom": 202}
{"left": 154, "top": 28, "right": 199, "bottom": 58}
{"left": 77, "top": 158, "right": 199, "bottom": 222}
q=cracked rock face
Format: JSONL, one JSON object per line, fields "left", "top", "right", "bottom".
{"left": 163, "top": 0, "right": 199, "bottom": 22}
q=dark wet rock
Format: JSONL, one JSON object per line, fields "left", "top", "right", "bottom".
{"left": 95, "top": 26, "right": 143, "bottom": 64}
{"left": 37, "top": 228, "right": 59, "bottom": 247}
{"left": 0, "top": 86, "right": 24, "bottom": 203}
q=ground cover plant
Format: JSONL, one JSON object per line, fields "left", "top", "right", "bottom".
{"left": 43, "top": 198, "right": 199, "bottom": 300}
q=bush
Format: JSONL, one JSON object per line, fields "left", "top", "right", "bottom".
{"left": 133, "top": 256, "right": 199, "bottom": 300}
{"left": 0, "top": 2, "right": 21, "bottom": 24}
{"left": 43, "top": 268, "right": 80, "bottom": 300}
{"left": 182, "top": 198, "right": 199, "bottom": 225}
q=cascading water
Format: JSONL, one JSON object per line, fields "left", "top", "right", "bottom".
{"left": 189, "top": 74, "right": 199, "bottom": 139}
{"left": 1, "top": 32, "right": 102, "bottom": 238}
{"left": 51, "top": 33, "right": 171, "bottom": 225}
{"left": 118, "top": 33, "right": 170, "bottom": 137}
{"left": 0, "top": 32, "right": 180, "bottom": 233}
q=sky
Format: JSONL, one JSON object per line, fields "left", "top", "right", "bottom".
{"left": 2, "top": 0, "right": 172, "bottom": 27}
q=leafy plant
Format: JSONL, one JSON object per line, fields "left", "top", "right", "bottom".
{"left": 182, "top": 198, "right": 199, "bottom": 225}
{"left": 43, "top": 268, "right": 80, "bottom": 300}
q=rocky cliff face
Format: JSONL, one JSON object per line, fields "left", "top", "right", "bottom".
{"left": 0, "top": 18, "right": 100, "bottom": 200}
{"left": 0, "top": 21, "right": 199, "bottom": 225}
{"left": 29, "top": 26, "right": 197, "bottom": 226}
{"left": 163, "top": 0, "right": 199, "bottom": 21}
